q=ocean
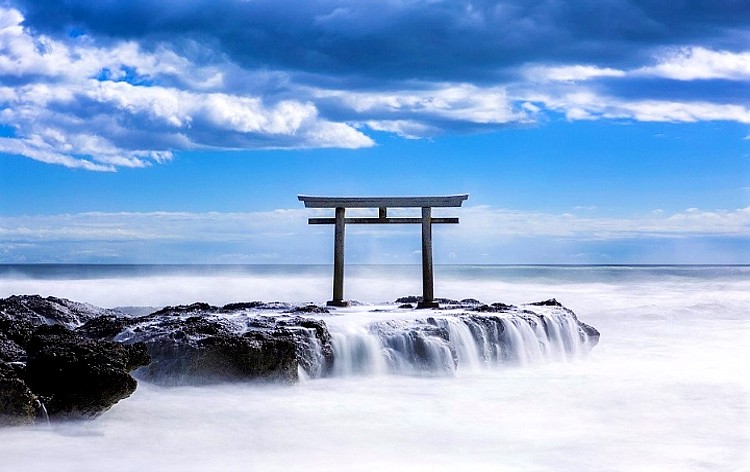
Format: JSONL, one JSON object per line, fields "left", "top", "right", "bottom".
{"left": 0, "top": 264, "right": 748, "bottom": 471}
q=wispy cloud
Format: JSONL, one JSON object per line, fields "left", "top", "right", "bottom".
{"left": 455, "top": 206, "right": 750, "bottom": 240}
{"left": 1, "top": 206, "right": 748, "bottom": 263}
{"left": 2, "top": 206, "right": 747, "bottom": 244}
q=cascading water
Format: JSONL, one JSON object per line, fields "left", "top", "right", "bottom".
{"left": 304, "top": 306, "right": 596, "bottom": 378}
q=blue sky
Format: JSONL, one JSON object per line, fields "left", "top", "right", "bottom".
{"left": 0, "top": 1, "right": 748, "bottom": 264}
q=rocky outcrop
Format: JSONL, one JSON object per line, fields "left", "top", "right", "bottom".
{"left": 0, "top": 295, "right": 150, "bottom": 425}
{"left": 111, "top": 307, "right": 333, "bottom": 384}
{"left": 25, "top": 325, "right": 149, "bottom": 419}
{"left": 1, "top": 294, "right": 600, "bottom": 426}
{"left": 76, "top": 302, "right": 335, "bottom": 385}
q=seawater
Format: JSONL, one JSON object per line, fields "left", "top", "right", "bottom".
{"left": 0, "top": 265, "right": 748, "bottom": 471}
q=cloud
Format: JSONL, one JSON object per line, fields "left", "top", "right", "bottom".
{"left": 2, "top": 205, "right": 747, "bottom": 245}
{"left": 637, "top": 47, "right": 750, "bottom": 81}
{"left": 523, "top": 89, "right": 750, "bottom": 123}
{"left": 454, "top": 206, "right": 750, "bottom": 240}
{"left": 0, "top": 7, "right": 372, "bottom": 170}
{"left": 523, "top": 65, "right": 626, "bottom": 83}
{"left": 1, "top": 206, "right": 748, "bottom": 263}
{"left": 1, "top": 2, "right": 750, "bottom": 170}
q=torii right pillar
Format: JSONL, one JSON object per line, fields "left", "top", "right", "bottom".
{"left": 419, "top": 206, "right": 438, "bottom": 309}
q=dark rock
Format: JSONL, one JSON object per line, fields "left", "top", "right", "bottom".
{"left": 150, "top": 302, "right": 219, "bottom": 317}
{"left": 77, "top": 314, "right": 137, "bottom": 340}
{"left": 578, "top": 321, "right": 600, "bottom": 344}
{"left": 0, "top": 296, "right": 151, "bottom": 425}
{"left": 221, "top": 301, "right": 292, "bottom": 312}
{"left": 0, "top": 333, "right": 26, "bottom": 363}
{"left": 395, "top": 296, "right": 463, "bottom": 307}
{"left": 0, "top": 294, "right": 120, "bottom": 329}
{"left": 472, "top": 302, "right": 516, "bottom": 313}
{"left": 0, "top": 362, "right": 38, "bottom": 427}
{"left": 398, "top": 304, "right": 414, "bottom": 309}
{"left": 24, "top": 325, "right": 150, "bottom": 419}
{"left": 287, "top": 304, "right": 330, "bottom": 314}
{"left": 116, "top": 309, "right": 334, "bottom": 385}
{"left": 141, "top": 331, "right": 299, "bottom": 384}
{"left": 529, "top": 298, "right": 563, "bottom": 307}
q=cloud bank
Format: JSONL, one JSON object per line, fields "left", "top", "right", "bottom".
{"left": 2, "top": 205, "right": 748, "bottom": 263}
{"left": 1, "top": 1, "right": 749, "bottom": 169}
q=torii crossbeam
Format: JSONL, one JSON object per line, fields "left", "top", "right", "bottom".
{"left": 298, "top": 194, "right": 469, "bottom": 308}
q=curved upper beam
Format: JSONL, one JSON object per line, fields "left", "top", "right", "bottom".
{"left": 298, "top": 194, "right": 469, "bottom": 208}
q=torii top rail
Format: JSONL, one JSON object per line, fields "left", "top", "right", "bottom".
{"left": 298, "top": 194, "right": 469, "bottom": 308}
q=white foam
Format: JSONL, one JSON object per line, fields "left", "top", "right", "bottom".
{"left": 1, "top": 266, "right": 748, "bottom": 471}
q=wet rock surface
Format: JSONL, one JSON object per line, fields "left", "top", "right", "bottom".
{"left": 0, "top": 295, "right": 150, "bottom": 425}
{"left": 25, "top": 325, "right": 149, "bottom": 419}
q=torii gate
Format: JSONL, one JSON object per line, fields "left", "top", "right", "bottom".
{"left": 298, "top": 194, "right": 469, "bottom": 308}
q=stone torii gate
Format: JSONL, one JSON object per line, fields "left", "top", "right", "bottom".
{"left": 298, "top": 194, "right": 469, "bottom": 308}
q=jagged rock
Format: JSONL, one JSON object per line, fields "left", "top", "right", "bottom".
{"left": 0, "top": 294, "right": 121, "bottom": 329}
{"left": 0, "top": 296, "right": 150, "bottom": 425}
{"left": 0, "top": 362, "right": 38, "bottom": 426}
{"left": 24, "top": 325, "right": 150, "bottom": 419}
{"left": 472, "top": 302, "right": 516, "bottom": 313}
{"left": 287, "top": 304, "right": 330, "bottom": 314}
{"left": 78, "top": 314, "right": 136, "bottom": 340}
{"left": 529, "top": 298, "right": 563, "bottom": 307}
{"left": 112, "top": 306, "right": 335, "bottom": 385}
{"left": 151, "top": 302, "right": 219, "bottom": 317}
{"left": 221, "top": 301, "right": 293, "bottom": 312}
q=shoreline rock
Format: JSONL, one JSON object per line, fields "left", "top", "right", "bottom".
{"left": 0, "top": 295, "right": 150, "bottom": 426}
{"left": 1, "top": 294, "right": 600, "bottom": 427}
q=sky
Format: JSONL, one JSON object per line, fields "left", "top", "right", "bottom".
{"left": 0, "top": 0, "right": 748, "bottom": 264}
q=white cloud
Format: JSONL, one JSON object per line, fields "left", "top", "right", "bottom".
{"left": 638, "top": 47, "right": 750, "bottom": 81}
{"left": 315, "top": 83, "right": 530, "bottom": 125}
{"left": 523, "top": 65, "right": 626, "bottom": 82}
{"left": 2, "top": 6, "right": 750, "bottom": 171}
{"left": 525, "top": 89, "right": 750, "bottom": 124}
{"left": 362, "top": 120, "right": 437, "bottom": 139}
{"left": 0, "top": 7, "right": 372, "bottom": 170}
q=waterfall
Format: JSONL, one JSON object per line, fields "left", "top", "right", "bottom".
{"left": 290, "top": 326, "right": 328, "bottom": 379}
{"left": 36, "top": 401, "right": 50, "bottom": 428}
{"left": 330, "top": 329, "right": 387, "bottom": 376}
{"left": 322, "top": 308, "right": 593, "bottom": 377}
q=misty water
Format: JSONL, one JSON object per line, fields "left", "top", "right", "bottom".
{"left": 1, "top": 265, "right": 748, "bottom": 471}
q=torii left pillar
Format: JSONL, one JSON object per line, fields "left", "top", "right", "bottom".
{"left": 331, "top": 207, "right": 346, "bottom": 306}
